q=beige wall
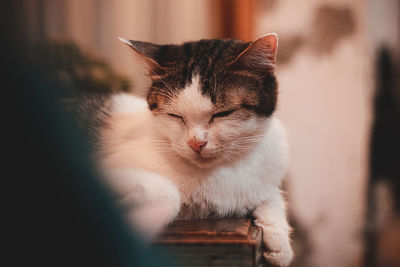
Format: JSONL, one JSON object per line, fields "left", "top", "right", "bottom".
{"left": 255, "top": 0, "right": 372, "bottom": 266}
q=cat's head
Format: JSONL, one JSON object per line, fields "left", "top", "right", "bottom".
{"left": 120, "top": 34, "right": 279, "bottom": 168}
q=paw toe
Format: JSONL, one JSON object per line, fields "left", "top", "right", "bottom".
{"left": 263, "top": 248, "right": 293, "bottom": 267}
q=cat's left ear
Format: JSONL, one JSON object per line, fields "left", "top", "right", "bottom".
{"left": 118, "top": 37, "right": 163, "bottom": 74}
{"left": 230, "top": 33, "right": 278, "bottom": 72}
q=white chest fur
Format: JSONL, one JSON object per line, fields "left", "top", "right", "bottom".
{"left": 182, "top": 118, "right": 289, "bottom": 217}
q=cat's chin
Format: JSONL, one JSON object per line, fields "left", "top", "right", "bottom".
{"left": 173, "top": 150, "right": 219, "bottom": 168}
{"left": 189, "top": 156, "right": 219, "bottom": 168}
{"left": 185, "top": 153, "right": 232, "bottom": 169}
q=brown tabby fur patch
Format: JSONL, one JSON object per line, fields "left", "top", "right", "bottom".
{"left": 129, "top": 39, "right": 278, "bottom": 117}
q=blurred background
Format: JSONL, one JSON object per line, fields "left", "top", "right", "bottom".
{"left": 10, "top": 0, "right": 400, "bottom": 266}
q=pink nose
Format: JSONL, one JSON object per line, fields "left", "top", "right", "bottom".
{"left": 188, "top": 139, "right": 207, "bottom": 152}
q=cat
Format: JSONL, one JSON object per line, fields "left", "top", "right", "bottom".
{"left": 88, "top": 33, "right": 293, "bottom": 267}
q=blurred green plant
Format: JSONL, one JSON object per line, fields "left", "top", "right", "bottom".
{"left": 32, "top": 40, "right": 131, "bottom": 94}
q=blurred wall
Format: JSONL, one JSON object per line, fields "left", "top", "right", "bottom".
{"left": 255, "top": 1, "right": 370, "bottom": 266}
{"left": 24, "top": 0, "right": 220, "bottom": 92}
{"left": 255, "top": 0, "right": 398, "bottom": 266}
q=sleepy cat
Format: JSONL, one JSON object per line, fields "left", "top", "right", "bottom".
{"left": 92, "top": 33, "right": 293, "bottom": 266}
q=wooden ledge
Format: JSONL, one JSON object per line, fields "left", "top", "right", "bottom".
{"left": 153, "top": 217, "right": 266, "bottom": 266}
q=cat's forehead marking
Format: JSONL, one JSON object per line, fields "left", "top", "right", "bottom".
{"left": 174, "top": 74, "right": 212, "bottom": 117}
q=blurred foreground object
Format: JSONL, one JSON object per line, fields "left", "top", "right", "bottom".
{"left": 2, "top": 1, "right": 160, "bottom": 266}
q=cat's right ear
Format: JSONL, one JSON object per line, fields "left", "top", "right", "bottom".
{"left": 118, "top": 37, "right": 163, "bottom": 75}
{"left": 229, "top": 33, "right": 278, "bottom": 73}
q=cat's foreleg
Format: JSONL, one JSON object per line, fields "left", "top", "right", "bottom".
{"left": 102, "top": 168, "right": 181, "bottom": 240}
{"left": 253, "top": 191, "right": 293, "bottom": 267}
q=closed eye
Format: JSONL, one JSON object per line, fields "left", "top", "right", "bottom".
{"left": 167, "top": 113, "right": 185, "bottom": 124}
{"left": 210, "top": 109, "right": 235, "bottom": 123}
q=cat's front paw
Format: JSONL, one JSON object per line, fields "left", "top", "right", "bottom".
{"left": 262, "top": 228, "right": 293, "bottom": 267}
{"left": 127, "top": 201, "right": 179, "bottom": 240}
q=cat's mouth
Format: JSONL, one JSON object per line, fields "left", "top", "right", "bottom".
{"left": 171, "top": 143, "right": 221, "bottom": 167}
{"left": 189, "top": 152, "right": 221, "bottom": 168}
{"left": 195, "top": 153, "right": 215, "bottom": 160}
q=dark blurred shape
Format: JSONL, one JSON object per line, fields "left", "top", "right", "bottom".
{"left": 311, "top": 5, "right": 355, "bottom": 55}
{"left": 365, "top": 47, "right": 400, "bottom": 267}
{"left": 32, "top": 40, "right": 131, "bottom": 95}
{"left": 2, "top": 1, "right": 162, "bottom": 266}
{"left": 370, "top": 48, "right": 400, "bottom": 199}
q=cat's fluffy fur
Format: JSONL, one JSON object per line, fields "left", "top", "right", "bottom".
{"left": 95, "top": 33, "right": 293, "bottom": 266}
